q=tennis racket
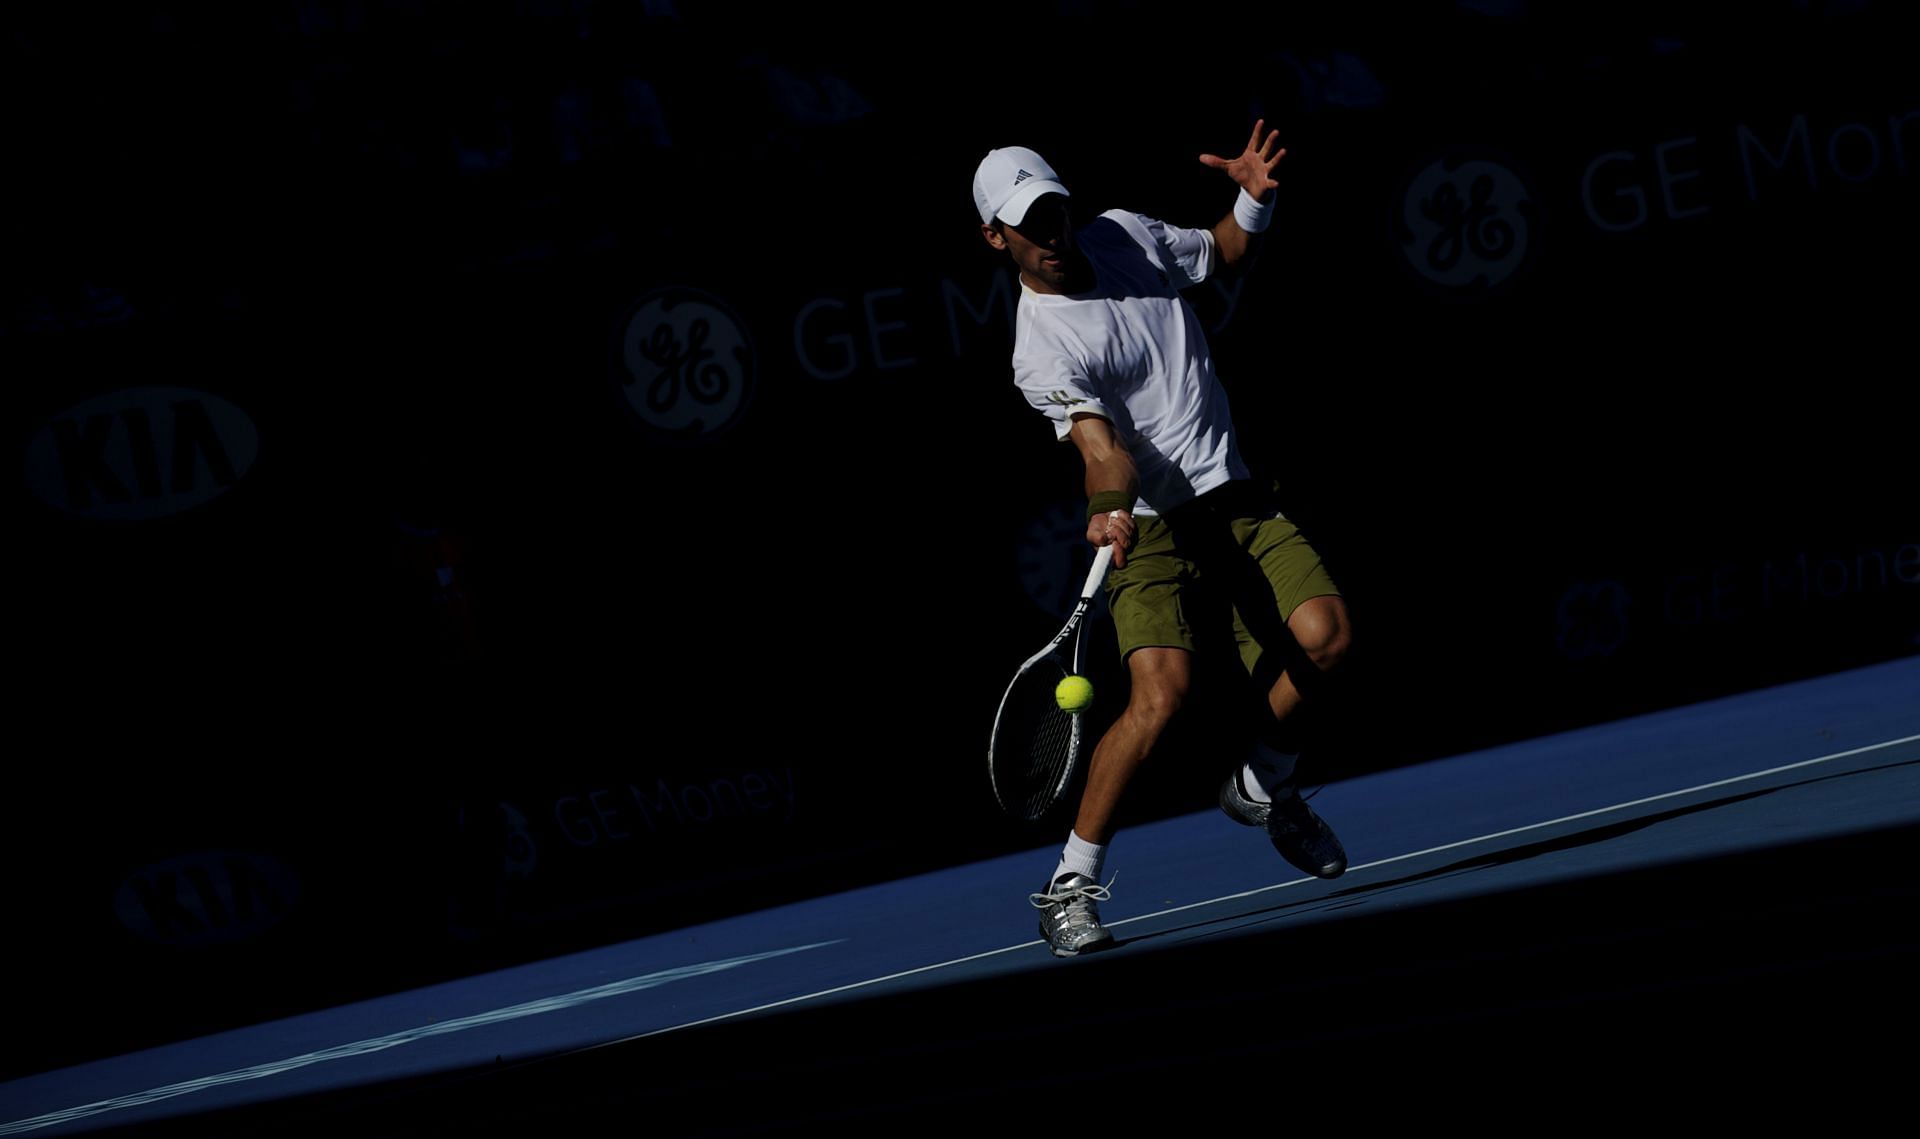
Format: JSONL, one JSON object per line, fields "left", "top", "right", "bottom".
{"left": 988, "top": 541, "right": 1116, "bottom": 820}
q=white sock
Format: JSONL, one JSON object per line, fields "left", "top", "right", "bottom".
{"left": 1238, "top": 742, "right": 1298, "bottom": 803}
{"left": 1053, "top": 830, "right": 1106, "bottom": 884}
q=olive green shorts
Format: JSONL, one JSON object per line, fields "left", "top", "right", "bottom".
{"left": 1107, "top": 510, "right": 1340, "bottom": 676}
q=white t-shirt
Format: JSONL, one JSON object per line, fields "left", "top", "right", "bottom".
{"left": 1011, "top": 209, "right": 1248, "bottom": 516}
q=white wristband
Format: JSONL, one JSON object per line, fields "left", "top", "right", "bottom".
{"left": 1233, "top": 187, "right": 1273, "bottom": 234}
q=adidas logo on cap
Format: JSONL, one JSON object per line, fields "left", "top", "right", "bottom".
{"left": 972, "top": 146, "right": 1070, "bottom": 224}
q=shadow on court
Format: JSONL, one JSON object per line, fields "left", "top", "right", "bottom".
{"left": 96, "top": 819, "right": 1919, "bottom": 1135}
{"left": 1126, "top": 756, "right": 1920, "bottom": 947}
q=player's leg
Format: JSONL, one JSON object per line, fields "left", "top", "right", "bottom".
{"left": 1035, "top": 646, "right": 1190, "bottom": 957}
{"left": 1073, "top": 646, "right": 1191, "bottom": 844}
{"left": 1068, "top": 513, "right": 1199, "bottom": 847}
{"left": 1034, "top": 518, "right": 1195, "bottom": 956}
{"left": 1218, "top": 517, "right": 1351, "bottom": 877}
{"left": 1260, "top": 594, "right": 1352, "bottom": 725}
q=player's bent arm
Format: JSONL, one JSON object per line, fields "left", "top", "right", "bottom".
{"left": 1068, "top": 413, "right": 1137, "bottom": 501}
{"left": 1069, "top": 413, "right": 1139, "bottom": 567}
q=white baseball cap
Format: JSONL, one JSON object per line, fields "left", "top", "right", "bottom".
{"left": 972, "top": 146, "right": 1071, "bottom": 226}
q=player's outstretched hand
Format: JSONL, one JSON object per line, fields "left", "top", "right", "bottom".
{"left": 1199, "top": 119, "right": 1286, "bottom": 199}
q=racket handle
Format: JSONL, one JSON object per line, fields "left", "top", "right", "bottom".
{"left": 1081, "top": 543, "right": 1116, "bottom": 599}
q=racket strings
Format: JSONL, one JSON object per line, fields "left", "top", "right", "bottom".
{"left": 992, "top": 666, "right": 1079, "bottom": 819}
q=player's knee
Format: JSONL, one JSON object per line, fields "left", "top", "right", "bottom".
{"left": 1308, "top": 624, "right": 1351, "bottom": 672}
{"left": 1292, "top": 601, "right": 1352, "bottom": 672}
{"left": 1126, "top": 674, "right": 1189, "bottom": 729}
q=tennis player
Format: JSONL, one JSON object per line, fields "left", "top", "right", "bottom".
{"left": 974, "top": 123, "right": 1352, "bottom": 957}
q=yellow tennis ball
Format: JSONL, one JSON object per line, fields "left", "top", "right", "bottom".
{"left": 1055, "top": 674, "right": 1094, "bottom": 713}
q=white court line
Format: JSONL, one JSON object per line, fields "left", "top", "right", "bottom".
{"left": 0, "top": 941, "right": 843, "bottom": 1135}
{"left": 1109, "top": 732, "right": 1920, "bottom": 929}
{"left": 598, "top": 733, "right": 1920, "bottom": 1046}
{"left": 7, "top": 733, "right": 1915, "bottom": 1133}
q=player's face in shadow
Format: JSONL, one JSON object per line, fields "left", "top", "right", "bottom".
{"left": 1011, "top": 194, "right": 1072, "bottom": 245}
{"left": 997, "top": 194, "right": 1082, "bottom": 293}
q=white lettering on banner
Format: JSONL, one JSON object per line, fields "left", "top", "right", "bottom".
{"left": 1559, "top": 541, "right": 1904, "bottom": 656}
{"left": 553, "top": 766, "right": 798, "bottom": 848}
{"left": 791, "top": 286, "right": 922, "bottom": 380}
{"left": 1582, "top": 138, "right": 1710, "bottom": 231}
{"left": 1762, "top": 548, "right": 1913, "bottom": 605}
{"left": 555, "top": 796, "right": 597, "bottom": 846}
{"left": 1664, "top": 566, "right": 1743, "bottom": 627}
{"left": 1893, "top": 108, "right": 1920, "bottom": 174}
{"left": 793, "top": 297, "right": 856, "bottom": 380}
{"left": 589, "top": 788, "right": 630, "bottom": 840}
{"left": 1581, "top": 151, "right": 1647, "bottom": 232}
{"left": 1656, "top": 541, "right": 1919, "bottom": 627}
{"left": 1826, "top": 122, "right": 1882, "bottom": 182}
{"left": 862, "top": 287, "right": 916, "bottom": 370}
{"left": 1584, "top": 105, "right": 1917, "bottom": 232}
{"left": 801, "top": 278, "right": 1014, "bottom": 380}
{"left": 1559, "top": 542, "right": 1914, "bottom": 650}
{"left": 942, "top": 270, "right": 1017, "bottom": 357}
{"left": 795, "top": 266, "right": 1246, "bottom": 382}
{"left": 1655, "top": 137, "right": 1711, "bottom": 220}
{"left": 1738, "top": 114, "right": 1818, "bottom": 198}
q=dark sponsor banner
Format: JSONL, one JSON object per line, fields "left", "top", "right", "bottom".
{"left": 438, "top": 753, "right": 860, "bottom": 953}
{"left": 23, "top": 386, "right": 260, "bottom": 521}
{"left": 113, "top": 849, "right": 302, "bottom": 948}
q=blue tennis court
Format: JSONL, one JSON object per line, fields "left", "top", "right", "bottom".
{"left": 5, "top": 655, "right": 1914, "bottom": 1134}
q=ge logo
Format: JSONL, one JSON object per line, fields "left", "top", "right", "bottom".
{"left": 1017, "top": 500, "right": 1103, "bottom": 616}
{"left": 616, "top": 288, "right": 754, "bottom": 440}
{"left": 1395, "top": 155, "right": 1536, "bottom": 294}
{"left": 1556, "top": 580, "right": 1630, "bottom": 661}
